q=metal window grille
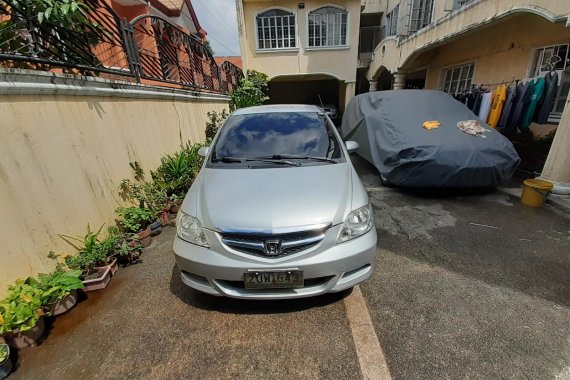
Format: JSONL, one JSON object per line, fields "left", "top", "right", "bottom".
{"left": 531, "top": 44, "right": 569, "bottom": 77}
{"left": 308, "top": 7, "right": 348, "bottom": 47}
{"left": 441, "top": 63, "right": 475, "bottom": 94}
{"left": 409, "top": 0, "right": 434, "bottom": 33}
{"left": 256, "top": 9, "right": 296, "bottom": 50}
{"left": 386, "top": 5, "right": 399, "bottom": 36}
{"left": 453, "top": 0, "right": 477, "bottom": 10}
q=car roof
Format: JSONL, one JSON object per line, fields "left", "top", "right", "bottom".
{"left": 232, "top": 104, "right": 323, "bottom": 116}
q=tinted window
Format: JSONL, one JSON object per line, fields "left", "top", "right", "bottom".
{"left": 212, "top": 112, "right": 342, "bottom": 159}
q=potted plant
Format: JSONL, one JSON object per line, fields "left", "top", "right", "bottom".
{"left": 64, "top": 251, "right": 111, "bottom": 292}
{"left": 0, "top": 278, "right": 46, "bottom": 348}
{"left": 0, "top": 343, "right": 11, "bottom": 379}
{"left": 107, "top": 227, "right": 142, "bottom": 265}
{"left": 37, "top": 270, "right": 84, "bottom": 316}
{"left": 119, "top": 164, "right": 170, "bottom": 233}
{"left": 168, "top": 194, "right": 183, "bottom": 214}
{"left": 114, "top": 207, "right": 155, "bottom": 247}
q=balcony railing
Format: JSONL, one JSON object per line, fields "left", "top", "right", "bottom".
{"left": 0, "top": 0, "right": 243, "bottom": 94}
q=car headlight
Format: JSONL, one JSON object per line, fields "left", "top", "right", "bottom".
{"left": 177, "top": 211, "right": 209, "bottom": 247}
{"left": 337, "top": 203, "right": 373, "bottom": 243}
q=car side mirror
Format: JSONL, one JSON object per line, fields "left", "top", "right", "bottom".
{"left": 198, "top": 146, "right": 211, "bottom": 157}
{"left": 345, "top": 141, "right": 359, "bottom": 153}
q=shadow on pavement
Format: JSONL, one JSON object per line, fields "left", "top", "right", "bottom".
{"left": 169, "top": 265, "right": 351, "bottom": 314}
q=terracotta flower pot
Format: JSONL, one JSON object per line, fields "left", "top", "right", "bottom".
{"left": 44, "top": 289, "right": 78, "bottom": 317}
{"left": 169, "top": 200, "right": 183, "bottom": 215}
{"left": 82, "top": 267, "right": 111, "bottom": 292}
{"left": 95, "top": 257, "right": 118, "bottom": 277}
{"left": 4, "top": 318, "right": 46, "bottom": 349}
{"left": 136, "top": 226, "right": 152, "bottom": 248}
{"left": 159, "top": 210, "right": 170, "bottom": 227}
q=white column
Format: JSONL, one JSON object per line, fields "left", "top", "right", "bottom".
{"left": 393, "top": 72, "right": 406, "bottom": 90}
{"left": 344, "top": 81, "right": 356, "bottom": 110}
{"left": 369, "top": 80, "right": 378, "bottom": 92}
{"left": 542, "top": 98, "right": 570, "bottom": 182}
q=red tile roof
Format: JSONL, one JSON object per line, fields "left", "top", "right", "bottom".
{"left": 214, "top": 56, "right": 243, "bottom": 69}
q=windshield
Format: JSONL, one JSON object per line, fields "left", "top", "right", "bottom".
{"left": 211, "top": 112, "right": 343, "bottom": 163}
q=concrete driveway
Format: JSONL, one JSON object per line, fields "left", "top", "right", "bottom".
{"left": 9, "top": 155, "right": 570, "bottom": 380}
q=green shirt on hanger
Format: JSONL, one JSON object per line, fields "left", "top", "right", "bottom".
{"left": 521, "top": 77, "right": 545, "bottom": 130}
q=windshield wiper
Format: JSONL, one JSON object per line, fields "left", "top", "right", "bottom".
{"left": 260, "top": 154, "right": 338, "bottom": 164}
{"left": 212, "top": 156, "right": 299, "bottom": 166}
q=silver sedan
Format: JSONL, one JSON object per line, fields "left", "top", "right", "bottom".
{"left": 173, "top": 104, "right": 377, "bottom": 299}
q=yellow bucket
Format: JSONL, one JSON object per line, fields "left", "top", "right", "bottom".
{"left": 520, "top": 179, "right": 553, "bottom": 207}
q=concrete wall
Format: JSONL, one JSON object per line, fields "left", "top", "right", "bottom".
{"left": 0, "top": 70, "right": 228, "bottom": 295}
{"left": 240, "top": 0, "right": 361, "bottom": 82}
{"left": 416, "top": 13, "right": 570, "bottom": 89}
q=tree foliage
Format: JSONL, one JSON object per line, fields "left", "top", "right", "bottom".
{"left": 229, "top": 70, "right": 269, "bottom": 112}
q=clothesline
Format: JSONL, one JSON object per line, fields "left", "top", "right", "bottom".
{"left": 452, "top": 70, "right": 558, "bottom": 133}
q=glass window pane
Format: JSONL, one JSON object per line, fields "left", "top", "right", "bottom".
{"left": 214, "top": 113, "right": 342, "bottom": 159}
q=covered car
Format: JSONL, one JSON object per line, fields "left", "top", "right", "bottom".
{"left": 341, "top": 90, "right": 520, "bottom": 188}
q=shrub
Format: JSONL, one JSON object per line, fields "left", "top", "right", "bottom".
{"left": 0, "top": 278, "right": 44, "bottom": 334}
{"left": 0, "top": 344, "right": 8, "bottom": 362}
{"left": 119, "top": 175, "right": 169, "bottom": 216}
{"left": 205, "top": 109, "right": 228, "bottom": 141}
{"left": 37, "top": 270, "right": 83, "bottom": 306}
{"left": 151, "top": 142, "right": 204, "bottom": 197}
{"left": 114, "top": 207, "right": 155, "bottom": 234}
{"left": 60, "top": 224, "right": 117, "bottom": 276}
{"left": 229, "top": 69, "right": 269, "bottom": 112}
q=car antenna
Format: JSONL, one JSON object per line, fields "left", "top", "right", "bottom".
{"left": 318, "top": 94, "right": 324, "bottom": 108}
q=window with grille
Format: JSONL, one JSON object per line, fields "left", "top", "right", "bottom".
{"left": 409, "top": 0, "right": 434, "bottom": 33}
{"left": 530, "top": 44, "right": 569, "bottom": 77}
{"left": 308, "top": 6, "right": 348, "bottom": 47}
{"left": 386, "top": 5, "right": 399, "bottom": 36}
{"left": 256, "top": 9, "right": 296, "bottom": 50}
{"left": 441, "top": 63, "right": 475, "bottom": 94}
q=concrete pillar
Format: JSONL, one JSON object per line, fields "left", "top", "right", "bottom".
{"left": 344, "top": 81, "right": 356, "bottom": 110}
{"left": 393, "top": 72, "right": 406, "bottom": 90}
{"left": 542, "top": 99, "right": 570, "bottom": 182}
{"left": 369, "top": 80, "right": 378, "bottom": 92}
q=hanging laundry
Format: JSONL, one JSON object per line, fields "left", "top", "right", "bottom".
{"left": 477, "top": 92, "right": 493, "bottom": 122}
{"left": 457, "top": 120, "right": 488, "bottom": 138}
{"left": 521, "top": 78, "right": 545, "bottom": 130}
{"left": 498, "top": 85, "right": 516, "bottom": 130}
{"left": 487, "top": 84, "right": 508, "bottom": 128}
{"left": 472, "top": 90, "right": 483, "bottom": 115}
{"left": 423, "top": 120, "right": 440, "bottom": 130}
{"left": 508, "top": 81, "right": 532, "bottom": 132}
{"left": 535, "top": 71, "right": 559, "bottom": 124}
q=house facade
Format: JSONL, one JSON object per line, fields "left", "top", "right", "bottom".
{"left": 237, "top": 0, "right": 367, "bottom": 111}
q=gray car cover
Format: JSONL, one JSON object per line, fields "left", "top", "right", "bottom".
{"left": 341, "top": 90, "right": 520, "bottom": 188}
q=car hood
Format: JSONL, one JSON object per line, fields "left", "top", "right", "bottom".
{"left": 194, "top": 163, "right": 352, "bottom": 231}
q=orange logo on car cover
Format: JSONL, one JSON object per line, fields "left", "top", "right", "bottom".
{"left": 422, "top": 120, "right": 440, "bottom": 130}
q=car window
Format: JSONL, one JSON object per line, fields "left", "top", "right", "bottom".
{"left": 211, "top": 112, "right": 343, "bottom": 161}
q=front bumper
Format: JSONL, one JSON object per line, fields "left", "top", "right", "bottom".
{"left": 172, "top": 225, "right": 377, "bottom": 300}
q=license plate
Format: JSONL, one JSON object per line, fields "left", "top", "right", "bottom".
{"left": 244, "top": 270, "right": 304, "bottom": 289}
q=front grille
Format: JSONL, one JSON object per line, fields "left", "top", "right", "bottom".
{"left": 220, "top": 225, "right": 329, "bottom": 258}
